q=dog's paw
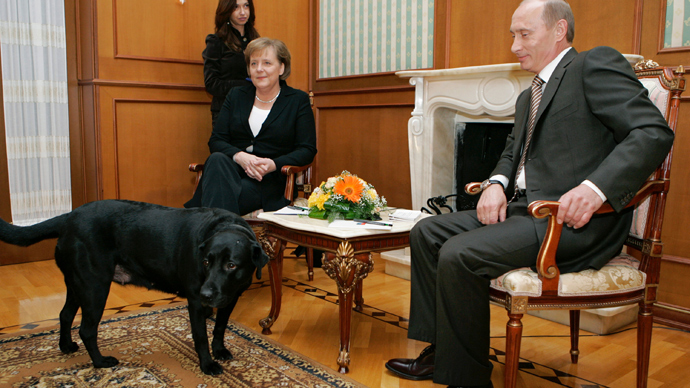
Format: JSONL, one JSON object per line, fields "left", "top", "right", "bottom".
{"left": 59, "top": 341, "right": 79, "bottom": 354}
{"left": 93, "top": 356, "right": 119, "bottom": 368}
{"left": 201, "top": 361, "right": 224, "bottom": 375}
{"left": 213, "top": 347, "right": 233, "bottom": 361}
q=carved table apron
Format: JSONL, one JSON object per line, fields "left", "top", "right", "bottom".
{"left": 256, "top": 212, "right": 417, "bottom": 373}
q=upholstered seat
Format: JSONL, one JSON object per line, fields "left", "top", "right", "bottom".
{"left": 466, "top": 61, "right": 686, "bottom": 388}
{"left": 491, "top": 253, "right": 644, "bottom": 297}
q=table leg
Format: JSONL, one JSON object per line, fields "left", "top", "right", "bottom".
{"left": 306, "top": 247, "right": 314, "bottom": 281}
{"left": 321, "top": 242, "right": 374, "bottom": 373}
{"left": 354, "top": 279, "right": 364, "bottom": 312}
{"left": 259, "top": 236, "right": 285, "bottom": 335}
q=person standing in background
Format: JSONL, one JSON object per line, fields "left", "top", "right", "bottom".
{"left": 204, "top": 0, "right": 260, "bottom": 126}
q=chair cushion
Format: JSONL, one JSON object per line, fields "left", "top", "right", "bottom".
{"left": 490, "top": 253, "right": 645, "bottom": 297}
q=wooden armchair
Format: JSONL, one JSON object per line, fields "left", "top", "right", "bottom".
{"left": 466, "top": 62, "right": 685, "bottom": 388}
{"left": 189, "top": 162, "right": 318, "bottom": 280}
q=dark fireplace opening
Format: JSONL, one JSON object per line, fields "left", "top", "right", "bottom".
{"left": 455, "top": 122, "right": 513, "bottom": 211}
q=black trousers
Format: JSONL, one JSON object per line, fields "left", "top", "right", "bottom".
{"left": 408, "top": 197, "right": 540, "bottom": 386}
{"left": 200, "top": 152, "right": 286, "bottom": 215}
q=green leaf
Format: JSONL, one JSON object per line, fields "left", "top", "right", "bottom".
{"left": 308, "top": 209, "right": 327, "bottom": 219}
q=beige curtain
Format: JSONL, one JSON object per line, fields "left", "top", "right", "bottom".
{"left": 0, "top": 0, "right": 71, "bottom": 226}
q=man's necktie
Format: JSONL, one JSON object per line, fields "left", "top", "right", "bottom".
{"left": 509, "top": 75, "right": 544, "bottom": 204}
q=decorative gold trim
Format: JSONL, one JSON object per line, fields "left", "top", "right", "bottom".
{"left": 507, "top": 295, "right": 528, "bottom": 314}
{"left": 258, "top": 230, "right": 275, "bottom": 258}
{"left": 634, "top": 59, "right": 660, "bottom": 71}
{"left": 642, "top": 240, "right": 663, "bottom": 257}
{"left": 507, "top": 320, "right": 523, "bottom": 328}
{"left": 490, "top": 295, "right": 645, "bottom": 311}
{"left": 259, "top": 316, "right": 274, "bottom": 330}
{"left": 337, "top": 349, "right": 351, "bottom": 368}
{"left": 654, "top": 303, "right": 690, "bottom": 315}
{"left": 635, "top": 68, "right": 685, "bottom": 91}
{"left": 321, "top": 241, "right": 374, "bottom": 295}
{"left": 645, "top": 283, "right": 659, "bottom": 304}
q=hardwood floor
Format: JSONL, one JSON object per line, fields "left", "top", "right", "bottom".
{"left": 2, "top": 247, "right": 690, "bottom": 387}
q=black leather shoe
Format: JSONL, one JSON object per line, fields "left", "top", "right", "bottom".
{"left": 385, "top": 344, "right": 435, "bottom": 380}
{"left": 448, "top": 382, "right": 493, "bottom": 388}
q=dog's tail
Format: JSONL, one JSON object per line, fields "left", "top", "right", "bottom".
{"left": 0, "top": 213, "right": 68, "bottom": 246}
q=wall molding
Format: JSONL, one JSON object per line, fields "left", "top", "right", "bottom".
{"left": 654, "top": 302, "right": 690, "bottom": 331}
{"left": 79, "top": 78, "right": 205, "bottom": 91}
{"left": 315, "top": 102, "right": 414, "bottom": 110}
{"left": 632, "top": 0, "right": 643, "bottom": 54}
{"left": 110, "top": 98, "right": 210, "bottom": 199}
{"left": 312, "top": 84, "right": 413, "bottom": 97}
{"left": 661, "top": 254, "right": 690, "bottom": 266}
{"left": 112, "top": 0, "right": 204, "bottom": 65}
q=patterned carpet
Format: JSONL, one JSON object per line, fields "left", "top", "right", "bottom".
{"left": 0, "top": 304, "right": 366, "bottom": 388}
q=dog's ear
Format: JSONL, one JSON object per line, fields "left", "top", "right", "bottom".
{"left": 251, "top": 242, "right": 269, "bottom": 280}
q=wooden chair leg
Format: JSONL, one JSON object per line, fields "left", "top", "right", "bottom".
{"left": 569, "top": 310, "right": 580, "bottom": 364}
{"left": 306, "top": 248, "right": 314, "bottom": 281}
{"left": 637, "top": 301, "right": 653, "bottom": 388}
{"left": 505, "top": 312, "right": 524, "bottom": 388}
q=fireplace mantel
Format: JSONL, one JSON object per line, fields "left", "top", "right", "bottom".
{"left": 397, "top": 63, "right": 533, "bottom": 210}
{"left": 397, "top": 56, "right": 642, "bottom": 211}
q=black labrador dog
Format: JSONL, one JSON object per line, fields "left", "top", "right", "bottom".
{"left": 0, "top": 200, "right": 268, "bottom": 375}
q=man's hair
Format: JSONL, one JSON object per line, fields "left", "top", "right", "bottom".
{"left": 542, "top": 0, "right": 575, "bottom": 43}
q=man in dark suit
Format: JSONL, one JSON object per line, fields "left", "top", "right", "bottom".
{"left": 385, "top": 1, "right": 674, "bottom": 387}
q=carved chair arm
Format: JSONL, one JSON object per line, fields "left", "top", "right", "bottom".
{"left": 188, "top": 162, "right": 313, "bottom": 202}
{"left": 465, "top": 180, "right": 668, "bottom": 294}
{"left": 281, "top": 164, "right": 312, "bottom": 201}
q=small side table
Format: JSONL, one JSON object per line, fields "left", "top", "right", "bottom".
{"left": 256, "top": 212, "right": 421, "bottom": 373}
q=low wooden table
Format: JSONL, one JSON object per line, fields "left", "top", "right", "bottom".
{"left": 256, "top": 212, "right": 421, "bottom": 373}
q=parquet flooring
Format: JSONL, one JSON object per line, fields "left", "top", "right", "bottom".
{"left": 2, "top": 247, "right": 690, "bottom": 387}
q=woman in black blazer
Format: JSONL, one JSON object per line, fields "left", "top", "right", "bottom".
{"left": 186, "top": 37, "right": 317, "bottom": 215}
{"left": 203, "top": 0, "right": 260, "bottom": 126}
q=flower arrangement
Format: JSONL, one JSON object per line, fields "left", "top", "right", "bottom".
{"left": 307, "top": 171, "right": 387, "bottom": 222}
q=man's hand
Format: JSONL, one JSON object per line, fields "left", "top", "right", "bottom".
{"left": 476, "top": 184, "right": 507, "bottom": 225}
{"left": 557, "top": 184, "right": 604, "bottom": 229}
{"left": 234, "top": 152, "right": 276, "bottom": 181}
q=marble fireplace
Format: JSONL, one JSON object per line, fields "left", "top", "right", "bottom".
{"left": 380, "top": 56, "right": 642, "bottom": 334}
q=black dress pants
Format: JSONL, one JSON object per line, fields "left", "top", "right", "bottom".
{"left": 407, "top": 197, "right": 540, "bottom": 386}
{"left": 200, "top": 152, "right": 265, "bottom": 215}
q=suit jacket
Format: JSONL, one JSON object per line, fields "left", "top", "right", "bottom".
{"left": 186, "top": 81, "right": 317, "bottom": 211}
{"left": 202, "top": 33, "right": 252, "bottom": 118}
{"left": 492, "top": 46, "right": 674, "bottom": 273}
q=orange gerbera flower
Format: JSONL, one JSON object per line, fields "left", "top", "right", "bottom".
{"left": 333, "top": 175, "right": 364, "bottom": 203}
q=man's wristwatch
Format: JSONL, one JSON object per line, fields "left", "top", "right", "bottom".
{"left": 480, "top": 179, "right": 504, "bottom": 191}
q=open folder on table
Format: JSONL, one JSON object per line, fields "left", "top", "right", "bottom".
{"left": 328, "top": 220, "right": 393, "bottom": 230}
{"left": 273, "top": 206, "right": 310, "bottom": 215}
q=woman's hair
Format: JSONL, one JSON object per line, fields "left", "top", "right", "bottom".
{"left": 245, "top": 37, "right": 291, "bottom": 81}
{"left": 214, "top": 0, "right": 260, "bottom": 51}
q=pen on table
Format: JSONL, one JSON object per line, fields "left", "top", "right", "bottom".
{"left": 287, "top": 205, "right": 309, "bottom": 211}
{"left": 353, "top": 219, "right": 393, "bottom": 227}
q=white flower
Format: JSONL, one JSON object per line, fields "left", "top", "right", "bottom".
{"left": 325, "top": 177, "right": 338, "bottom": 189}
